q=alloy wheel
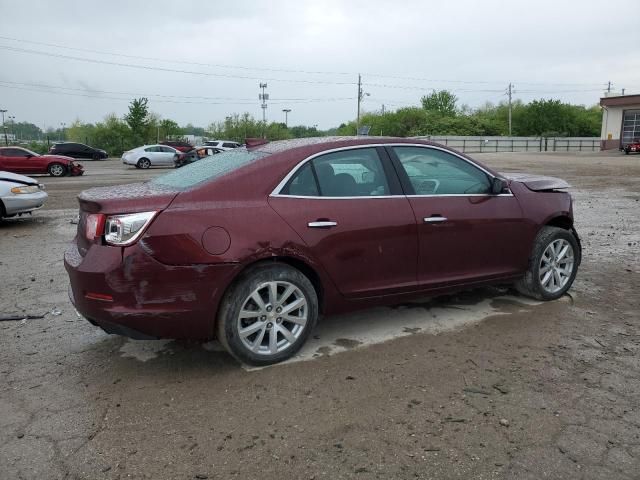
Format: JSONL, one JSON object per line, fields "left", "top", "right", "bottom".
{"left": 538, "top": 238, "right": 575, "bottom": 294}
{"left": 236, "top": 281, "right": 308, "bottom": 356}
{"left": 50, "top": 164, "right": 65, "bottom": 176}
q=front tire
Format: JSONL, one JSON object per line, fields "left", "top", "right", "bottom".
{"left": 48, "top": 163, "right": 66, "bottom": 177}
{"left": 217, "top": 264, "right": 318, "bottom": 366}
{"left": 515, "top": 226, "right": 580, "bottom": 300}
{"left": 137, "top": 158, "right": 151, "bottom": 169}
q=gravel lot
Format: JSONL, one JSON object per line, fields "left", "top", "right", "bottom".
{"left": 1, "top": 151, "right": 639, "bottom": 479}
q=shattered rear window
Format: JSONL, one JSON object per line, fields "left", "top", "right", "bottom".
{"left": 151, "top": 148, "right": 268, "bottom": 190}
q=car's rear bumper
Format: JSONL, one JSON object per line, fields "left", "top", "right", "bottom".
{"left": 64, "top": 239, "right": 240, "bottom": 340}
{"left": 2, "top": 191, "right": 48, "bottom": 215}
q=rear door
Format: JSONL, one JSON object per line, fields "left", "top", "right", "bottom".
{"left": 388, "top": 145, "right": 529, "bottom": 287}
{"left": 158, "top": 146, "right": 177, "bottom": 165}
{"left": 269, "top": 146, "right": 418, "bottom": 298}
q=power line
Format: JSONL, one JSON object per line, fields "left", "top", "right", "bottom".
{"left": 0, "top": 79, "right": 354, "bottom": 102}
{"left": 0, "top": 35, "right": 611, "bottom": 88}
{"left": 0, "top": 35, "right": 357, "bottom": 77}
{"left": 0, "top": 82, "right": 354, "bottom": 105}
{"left": 0, "top": 45, "right": 356, "bottom": 86}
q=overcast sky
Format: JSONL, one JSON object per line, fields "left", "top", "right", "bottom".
{"left": 1, "top": 0, "right": 639, "bottom": 130}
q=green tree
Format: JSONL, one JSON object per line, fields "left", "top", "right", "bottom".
{"left": 125, "top": 97, "right": 150, "bottom": 144}
{"left": 158, "top": 119, "right": 181, "bottom": 141}
{"left": 421, "top": 90, "right": 458, "bottom": 116}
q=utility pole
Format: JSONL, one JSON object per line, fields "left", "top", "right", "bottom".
{"left": 9, "top": 116, "right": 15, "bottom": 142}
{"left": 607, "top": 81, "right": 612, "bottom": 93}
{"left": 356, "top": 74, "right": 369, "bottom": 135}
{"left": 282, "top": 108, "right": 291, "bottom": 127}
{"left": 60, "top": 122, "right": 66, "bottom": 141}
{"left": 381, "top": 104, "right": 385, "bottom": 136}
{"left": 622, "top": 88, "right": 625, "bottom": 96}
{"left": 259, "top": 83, "right": 268, "bottom": 138}
{"left": 357, "top": 74, "right": 362, "bottom": 134}
{"left": 0, "top": 109, "right": 7, "bottom": 146}
{"left": 507, "top": 83, "right": 513, "bottom": 137}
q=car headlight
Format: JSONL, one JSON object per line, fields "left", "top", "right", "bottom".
{"left": 11, "top": 185, "right": 40, "bottom": 194}
{"left": 104, "top": 211, "right": 157, "bottom": 246}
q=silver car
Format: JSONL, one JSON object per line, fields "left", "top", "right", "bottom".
{"left": 121, "top": 145, "right": 180, "bottom": 169}
{"left": 0, "top": 171, "right": 48, "bottom": 218}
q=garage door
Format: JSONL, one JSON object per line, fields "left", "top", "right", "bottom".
{"left": 622, "top": 109, "right": 640, "bottom": 145}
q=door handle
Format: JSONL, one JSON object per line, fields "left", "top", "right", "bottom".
{"left": 423, "top": 216, "right": 447, "bottom": 223}
{"left": 308, "top": 221, "right": 338, "bottom": 228}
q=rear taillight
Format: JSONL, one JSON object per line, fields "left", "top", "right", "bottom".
{"left": 104, "top": 211, "right": 157, "bottom": 246}
{"left": 85, "top": 213, "right": 106, "bottom": 240}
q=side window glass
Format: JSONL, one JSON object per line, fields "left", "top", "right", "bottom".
{"left": 393, "top": 147, "right": 491, "bottom": 195}
{"left": 312, "top": 148, "right": 389, "bottom": 197}
{"left": 282, "top": 163, "right": 319, "bottom": 196}
{"left": 145, "top": 146, "right": 159, "bottom": 153}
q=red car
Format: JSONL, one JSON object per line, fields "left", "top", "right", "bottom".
{"left": 0, "top": 146, "right": 84, "bottom": 177}
{"left": 65, "top": 137, "right": 581, "bottom": 365}
{"left": 160, "top": 140, "right": 194, "bottom": 153}
{"left": 624, "top": 142, "right": 640, "bottom": 154}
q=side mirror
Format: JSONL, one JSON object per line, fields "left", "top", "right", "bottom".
{"left": 25, "top": 154, "right": 33, "bottom": 158}
{"left": 491, "top": 177, "right": 507, "bottom": 194}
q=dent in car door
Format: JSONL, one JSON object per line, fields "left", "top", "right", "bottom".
{"left": 268, "top": 147, "right": 418, "bottom": 298}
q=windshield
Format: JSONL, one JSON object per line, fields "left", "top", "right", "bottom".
{"left": 151, "top": 147, "right": 268, "bottom": 190}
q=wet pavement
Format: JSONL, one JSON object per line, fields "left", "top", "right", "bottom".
{"left": 1, "top": 151, "right": 639, "bottom": 479}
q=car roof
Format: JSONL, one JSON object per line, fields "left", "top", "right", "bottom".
{"left": 251, "top": 136, "right": 438, "bottom": 155}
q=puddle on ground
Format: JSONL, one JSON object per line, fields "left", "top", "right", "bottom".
{"left": 119, "top": 339, "right": 173, "bottom": 362}
{"left": 116, "top": 291, "right": 544, "bottom": 367}
{"left": 242, "top": 292, "right": 543, "bottom": 371}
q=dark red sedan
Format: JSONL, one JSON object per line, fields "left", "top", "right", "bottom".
{"left": 0, "top": 146, "right": 84, "bottom": 176}
{"left": 65, "top": 137, "right": 581, "bottom": 365}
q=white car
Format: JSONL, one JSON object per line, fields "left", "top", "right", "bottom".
{"left": 121, "top": 145, "right": 180, "bottom": 169}
{"left": 202, "top": 140, "right": 241, "bottom": 151}
{"left": 0, "top": 171, "right": 48, "bottom": 219}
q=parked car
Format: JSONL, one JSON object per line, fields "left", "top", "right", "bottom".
{"left": 203, "top": 140, "right": 241, "bottom": 150}
{"left": 49, "top": 142, "right": 108, "bottom": 160}
{"left": 0, "top": 171, "right": 48, "bottom": 218}
{"left": 65, "top": 137, "right": 581, "bottom": 366}
{"left": 160, "top": 140, "right": 193, "bottom": 153}
{"left": 0, "top": 147, "right": 84, "bottom": 177}
{"left": 623, "top": 142, "right": 640, "bottom": 154}
{"left": 174, "top": 146, "right": 223, "bottom": 168}
{"left": 121, "top": 145, "right": 180, "bottom": 169}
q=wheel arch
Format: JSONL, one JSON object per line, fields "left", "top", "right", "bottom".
{"left": 545, "top": 214, "right": 573, "bottom": 230}
{"left": 222, "top": 255, "right": 326, "bottom": 315}
{"left": 541, "top": 214, "right": 582, "bottom": 262}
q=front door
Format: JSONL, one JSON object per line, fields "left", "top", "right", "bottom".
{"left": 388, "top": 145, "right": 529, "bottom": 288}
{"left": 269, "top": 146, "right": 418, "bottom": 298}
{"left": 1, "top": 148, "right": 37, "bottom": 174}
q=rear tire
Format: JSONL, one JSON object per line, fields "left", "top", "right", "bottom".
{"left": 48, "top": 163, "right": 66, "bottom": 177}
{"left": 515, "top": 226, "right": 580, "bottom": 301}
{"left": 217, "top": 264, "right": 318, "bottom": 366}
{"left": 137, "top": 158, "right": 151, "bottom": 169}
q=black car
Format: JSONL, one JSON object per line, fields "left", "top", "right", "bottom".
{"left": 174, "top": 146, "right": 223, "bottom": 168}
{"left": 49, "top": 142, "right": 108, "bottom": 160}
